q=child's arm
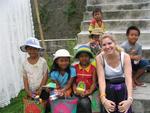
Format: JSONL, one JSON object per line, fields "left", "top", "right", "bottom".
{"left": 23, "top": 76, "right": 32, "bottom": 98}
{"left": 36, "top": 70, "right": 48, "bottom": 94}
{"left": 130, "top": 55, "right": 142, "bottom": 61}
{"left": 61, "top": 77, "right": 75, "bottom": 92}
{"left": 84, "top": 70, "right": 96, "bottom": 96}
{"left": 88, "top": 19, "right": 95, "bottom": 32}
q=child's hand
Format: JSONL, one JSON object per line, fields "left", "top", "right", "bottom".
{"left": 54, "top": 89, "right": 64, "bottom": 96}
{"left": 133, "top": 55, "right": 141, "bottom": 61}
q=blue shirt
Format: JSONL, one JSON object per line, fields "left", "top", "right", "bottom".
{"left": 49, "top": 67, "right": 76, "bottom": 88}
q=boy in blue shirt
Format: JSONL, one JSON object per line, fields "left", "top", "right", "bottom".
{"left": 121, "top": 26, "right": 150, "bottom": 88}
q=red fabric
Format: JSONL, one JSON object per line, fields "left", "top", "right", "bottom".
{"left": 74, "top": 64, "right": 96, "bottom": 90}
{"left": 90, "top": 19, "right": 96, "bottom": 26}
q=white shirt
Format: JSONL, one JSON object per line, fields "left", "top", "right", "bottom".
{"left": 22, "top": 57, "right": 48, "bottom": 91}
{"left": 102, "top": 52, "right": 125, "bottom": 79}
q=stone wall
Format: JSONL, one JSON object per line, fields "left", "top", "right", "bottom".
{"left": 31, "top": 0, "right": 86, "bottom": 39}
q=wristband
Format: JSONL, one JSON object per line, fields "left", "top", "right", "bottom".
{"left": 100, "top": 93, "right": 106, "bottom": 99}
{"left": 128, "top": 97, "right": 133, "bottom": 102}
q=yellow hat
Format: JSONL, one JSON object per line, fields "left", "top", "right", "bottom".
{"left": 91, "top": 28, "right": 104, "bottom": 36}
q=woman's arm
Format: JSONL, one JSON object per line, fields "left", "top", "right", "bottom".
{"left": 96, "top": 54, "right": 106, "bottom": 100}
{"left": 23, "top": 76, "right": 32, "bottom": 97}
{"left": 124, "top": 53, "right": 133, "bottom": 98}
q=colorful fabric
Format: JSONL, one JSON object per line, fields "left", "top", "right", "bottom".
{"left": 49, "top": 67, "right": 76, "bottom": 88}
{"left": 23, "top": 98, "right": 44, "bottom": 113}
{"left": 90, "top": 90, "right": 101, "bottom": 113}
{"left": 74, "top": 64, "right": 96, "bottom": 90}
{"left": 88, "top": 19, "right": 105, "bottom": 33}
{"left": 50, "top": 98, "right": 78, "bottom": 113}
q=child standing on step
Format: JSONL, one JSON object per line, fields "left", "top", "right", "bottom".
{"left": 121, "top": 26, "right": 150, "bottom": 88}
{"left": 73, "top": 45, "right": 96, "bottom": 113}
{"left": 88, "top": 8, "right": 105, "bottom": 33}
{"left": 20, "top": 37, "right": 48, "bottom": 99}
{"left": 49, "top": 49, "right": 76, "bottom": 97}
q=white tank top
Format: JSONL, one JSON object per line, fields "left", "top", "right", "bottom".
{"left": 101, "top": 52, "right": 125, "bottom": 79}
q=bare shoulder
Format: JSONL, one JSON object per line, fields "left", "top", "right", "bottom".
{"left": 123, "top": 52, "right": 131, "bottom": 62}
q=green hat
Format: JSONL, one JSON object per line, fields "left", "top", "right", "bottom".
{"left": 75, "top": 45, "right": 94, "bottom": 58}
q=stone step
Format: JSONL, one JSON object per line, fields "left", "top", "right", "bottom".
{"left": 86, "top": 2, "right": 150, "bottom": 11}
{"left": 140, "top": 73, "right": 150, "bottom": 83}
{"left": 77, "top": 31, "right": 150, "bottom": 51}
{"left": 81, "top": 19, "right": 150, "bottom": 31}
{"left": 84, "top": 9, "right": 150, "bottom": 20}
{"left": 133, "top": 83, "right": 150, "bottom": 113}
{"left": 87, "top": 0, "right": 150, "bottom": 5}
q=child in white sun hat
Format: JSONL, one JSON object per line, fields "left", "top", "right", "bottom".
{"left": 49, "top": 49, "right": 76, "bottom": 97}
{"left": 20, "top": 37, "right": 48, "bottom": 99}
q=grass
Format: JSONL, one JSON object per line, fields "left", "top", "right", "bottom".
{"left": 0, "top": 90, "right": 26, "bottom": 113}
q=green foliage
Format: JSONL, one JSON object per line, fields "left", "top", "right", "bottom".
{"left": 0, "top": 90, "right": 26, "bottom": 113}
{"left": 66, "top": 39, "right": 77, "bottom": 56}
{"left": 64, "top": 0, "right": 77, "bottom": 21}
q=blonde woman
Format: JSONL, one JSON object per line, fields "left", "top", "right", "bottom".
{"left": 96, "top": 34, "right": 133, "bottom": 113}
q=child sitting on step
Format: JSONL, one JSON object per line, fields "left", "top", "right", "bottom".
{"left": 87, "top": 28, "right": 103, "bottom": 55}
{"left": 73, "top": 45, "right": 96, "bottom": 113}
{"left": 88, "top": 8, "right": 105, "bottom": 33}
{"left": 49, "top": 49, "right": 76, "bottom": 97}
{"left": 121, "top": 26, "right": 150, "bottom": 88}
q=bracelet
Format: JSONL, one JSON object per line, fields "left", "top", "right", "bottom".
{"left": 128, "top": 97, "right": 133, "bottom": 102}
{"left": 100, "top": 93, "right": 106, "bottom": 99}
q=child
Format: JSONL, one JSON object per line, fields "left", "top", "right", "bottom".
{"left": 20, "top": 37, "right": 48, "bottom": 98}
{"left": 49, "top": 49, "right": 76, "bottom": 97}
{"left": 87, "top": 28, "right": 103, "bottom": 55}
{"left": 121, "top": 26, "right": 150, "bottom": 88}
{"left": 88, "top": 8, "right": 105, "bottom": 33}
{"left": 73, "top": 45, "right": 96, "bottom": 113}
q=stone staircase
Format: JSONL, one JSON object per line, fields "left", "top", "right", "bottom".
{"left": 77, "top": 0, "right": 150, "bottom": 113}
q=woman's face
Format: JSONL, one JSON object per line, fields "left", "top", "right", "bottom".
{"left": 56, "top": 57, "right": 70, "bottom": 70}
{"left": 79, "top": 53, "right": 90, "bottom": 66}
{"left": 26, "top": 46, "right": 39, "bottom": 58}
{"left": 101, "top": 37, "right": 116, "bottom": 55}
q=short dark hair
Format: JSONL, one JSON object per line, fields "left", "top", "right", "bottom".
{"left": 92, "top": 8, "right": 102, "bottom": 17}
{"left": 126, "top": 26, "right": 140, "bottom": 36}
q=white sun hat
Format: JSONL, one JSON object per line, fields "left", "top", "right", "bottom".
{"left": 53, "top": 49, "right": 72, "bottom": 60}
{"left": 20, "top": 37, "right": 43, "bottom": 52}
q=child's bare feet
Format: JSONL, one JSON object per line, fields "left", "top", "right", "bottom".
{"left": 134, "top": 79, "right": 146, "bottom": 87}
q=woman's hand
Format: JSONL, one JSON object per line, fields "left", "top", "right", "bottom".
{"left": 118, "top": 99, "right": 132, "bottom": 113}
{"left": 102, "top": 98, "right": 116, "bottom": 113}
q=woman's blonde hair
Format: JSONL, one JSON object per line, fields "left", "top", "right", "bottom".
{"left": 100, "top": 33, "right": 124, "bottom": 52}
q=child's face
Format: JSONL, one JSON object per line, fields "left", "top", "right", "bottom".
{"left": 79, "top": 53, "right": 90, "bottom": 66}
{"left": 56, "top": 57, "right": 70, "bottom": 70}
{"left": 26, "top": 46, "right": 39, "bottom": 58}
{"left": 92, "top": 35, "right": 100, "bottom": 42}
{"left": 127, "top": 30, "right": 139, "bottom": 44}
{"left": 93, "top": 12, "right": 102, "bottom": 21}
